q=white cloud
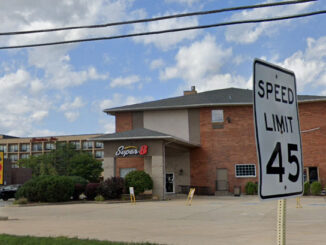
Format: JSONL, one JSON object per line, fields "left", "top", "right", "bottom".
{"left": 165, "top": 0, "right": 200, "bottom": 6}
{"left": 160, "top": 35, "right": 248, "bottom": 92}
{"left": 30, "top": 79, "right": 45, "bottom": 94}
{"left": 99, "top": 118, "right": 116, "bottom": 134}
{"left": 60, "top": 97, "right": 85, "bottom": 111}
{"left": 225, "top": 2, "right": 314, "bottom": 44}
{"left": 132, "top": 12, "right": 200, "bottom": 50}
{"left": 110, "top": 75, "right": 141, "bottom": 88}
{"left": 150, "top": 59, "right": 165, "bottom": 70}
{"left": 27, "top": 47, "right": 109, "bottom": 89}
{"left": 0, "top": 69, "right": 51, "bottom": 136}
{"left": 59, "top": 97, "right": 85, "bottom": 122}
{"left": 161, "top": 35, "right": 232, "bottom": 82}
{"left": 31, "top": 111, "right": 49, "bottom": 121}
{"left": 278, "top": 36, "right": 326, "bottom": 92}
{"left": 64, "top": 111, "right": 79, "bottom": 122}
{"left": 0, "top": 0, "right": 128, "bottom": 135}
{"left": 99, "top": 93, "right": 154, "bottom": 111}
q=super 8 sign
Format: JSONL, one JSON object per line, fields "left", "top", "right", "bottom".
{"left": 253, "top": 59, "right": 303, "bottom": 200}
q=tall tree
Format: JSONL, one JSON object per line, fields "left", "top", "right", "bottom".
{"left": 19, "top": 143, "right": 103, "bottom": 182}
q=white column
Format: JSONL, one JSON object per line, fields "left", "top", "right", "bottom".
{"left": 152, "top": 155, "right": 165, "bottom": 200}
{"left": 103, "top": 157, "right": 115, "bottom": 178}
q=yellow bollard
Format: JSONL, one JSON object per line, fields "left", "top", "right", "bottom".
{"left": 129, "top": 187, "right": 136, "bottom": 204}
{"left": 186, "top": 188, "right": 195, "bottom": 206}
{"left": 296, "top": 197, "right": 302, "bottom": 208}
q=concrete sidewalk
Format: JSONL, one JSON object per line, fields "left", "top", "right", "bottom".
{"left": 1, "top": 196, "right": 326, "bottom": 245}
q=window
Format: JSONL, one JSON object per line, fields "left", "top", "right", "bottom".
{"left": 57, "top": 141, "right": 66, "bottom": 147}
{"left": 95, "top": 151, "right": 104, "bottom": 158}
{"left": 95, "top": 142, "right": 104, "bottom": 148}
{"left": 9, "top": 144, "right": 18, "bottom": 152}
{"left": 212, "top": 110, "right": 224, "bottom": 123}
{"left": 83, "top": 141, "right": 93, "bottom": 149}
{"left": 21, "top": 144, "right": 30, "bottom": 152}
{"left": 70, "top": 141, "right": 81, "bottom": 150}
{"left": 9, "top": 154, "right": 18, "bottom": 162}
{"left": 120, "top": 168, "right": 136, "bottom": 178}
{"left": 235, "top": 164, "right": 256, "bottom": 177}
{"left": 21, "top": 153, "right": 30, "bottom": 159}
{"left": 32, "top": 143, "right": 43, "bottom": 152}
{"left": 0, "top": 144, "right": 7, "bottom": 152}
{"left": 45, "top": 142, "right": 55, "bottom": 150}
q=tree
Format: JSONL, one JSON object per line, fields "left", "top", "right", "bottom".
{"left": 68, "top": 152, "right": 103, "bottom": 182}
{"left": 19, "top": 155, "right": 57, "bottom": 177}
{"left": 19, "top": 143, "right": 103, "bottom": 182}
{"left": 124, "top": 171, "right": 153, "bottom": 195}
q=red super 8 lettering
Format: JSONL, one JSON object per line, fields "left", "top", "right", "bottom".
{"left": 139, "top": 145, "right": 148, "bottom": 155}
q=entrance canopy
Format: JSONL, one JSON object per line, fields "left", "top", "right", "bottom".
{"left": 91, "top": 128, "right": 199, "bottom": 199}
{"left": 91, "top": 128, "right": 200, "bottom": 148}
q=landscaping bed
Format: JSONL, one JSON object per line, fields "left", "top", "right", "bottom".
{"left": 0, "top": 234, "right": 158, "bottom": 245}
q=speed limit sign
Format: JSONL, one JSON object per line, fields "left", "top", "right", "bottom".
{"left": 253, "top": 59, "right": 303, "bottom": 200}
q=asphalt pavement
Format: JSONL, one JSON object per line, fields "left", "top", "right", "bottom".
{"left": 1, "top": 195, "right": 326, "bottom": 245}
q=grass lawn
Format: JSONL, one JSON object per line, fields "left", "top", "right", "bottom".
{"left": 0, "top": 234, "right": 159, "bottom": 245}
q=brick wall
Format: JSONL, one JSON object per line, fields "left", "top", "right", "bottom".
{"left": 190, "top": 101, "right": 326, "bottom": 194}
{"left": 116, "top": 157, "right": 144, "bottom": 177}
{"left": 299, "top": 102, "right": 326, "bottom": 186}
{"left": 190, "top": 106, "right": 257, "bottom": 194}
{"left": 115, "top": 112, "right": 133, "bottom": 132}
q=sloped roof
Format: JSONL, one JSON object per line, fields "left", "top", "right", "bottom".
{"left": 91, "top": 128, "right": 199, "bottom": 147}
{"left": 104, "top": 87, "right": 326, "bottom": 115}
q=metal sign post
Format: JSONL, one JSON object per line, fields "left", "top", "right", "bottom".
{"left": 254, "top": 59, "right": 303, "bottom": 245}
{"left": 277, "top": 199, "right": 286, "bottom": 245}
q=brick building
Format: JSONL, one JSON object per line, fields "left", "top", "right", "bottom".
{"left": 0, "top": 134, "right": 104, "bottom": 168}
{"left": 92, "top": 87, "right": 326, "bottom": 199}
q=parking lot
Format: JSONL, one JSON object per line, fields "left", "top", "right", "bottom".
{"left": 1, "top": 196, "right": 326, "bottom": 245}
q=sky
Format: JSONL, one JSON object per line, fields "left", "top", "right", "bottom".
{"left": 0, "top": 0, "right": 325, "bottom": 137}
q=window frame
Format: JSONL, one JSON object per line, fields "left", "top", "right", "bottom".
{"left": 211, "top": 109, "right": 224, "bottom": 123}
{"left": 120, "top": 168, "right": 137, "bottom": 178}
{"left": 235, "top": 164, "right": 256, "bottom": 178}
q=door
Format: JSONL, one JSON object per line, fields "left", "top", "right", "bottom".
{"left": 309, "top": 167, "right": 318, "bottom": 183}
{"left": 303, "top": 167, "right": 319, "bottom": 183}
{"left": 165, "top": 173, "right": 174, "bottom": 193}
{"left": 216, "top": 168, "right": 228, "bottom": 191}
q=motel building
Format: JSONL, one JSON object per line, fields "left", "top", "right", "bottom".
{"left": 92, "top": 87, "right": 326, "bottom": 200}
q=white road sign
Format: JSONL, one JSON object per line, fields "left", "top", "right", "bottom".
{"left": 253, "top": 59, "right": 303, "bottom": 200}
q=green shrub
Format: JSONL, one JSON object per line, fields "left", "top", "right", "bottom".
{"left": 98, "top": 177, "right": 124, "bottom": 200}
{"left": 13, "top": 198, "right": 28, "bottom": 205}
{"left": 85, "top": 183, "right": 100, "bottom": 200}
{"left": 310, "top": 181, "right": 322, "bottom": 195}
{"left": 94, "top": 195, "right": 105, "bottom": 202}
{"left": 304, "top": 181, "right": 310, "bottom": 195}
{"left": 16, "top": 176, "right": 48, "bottom": 202}
{"left": 245, "top": 181, "right": 257, "bottom": 195}
{"left": 16, "top": 175, "right": 74, "bottom": 202}
{"left": 124, "top": 171, "right": 153, "bottom": 196}
{"left": 68, "top": 176, "right": 88, "bottom": 200}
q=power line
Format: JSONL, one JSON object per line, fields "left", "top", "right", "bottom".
{"left": 0, "top": 9, "right": 325, "bottom": 50}
{"left": 0, "top": 0, "right": 316, "bottom": 36}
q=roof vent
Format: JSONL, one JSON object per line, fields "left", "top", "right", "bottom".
{"left": 183, "top": 86, "right": 197, "bottom": 96}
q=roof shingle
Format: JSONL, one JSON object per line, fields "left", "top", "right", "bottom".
{"left": 104, "top": 87, "right": 326, "bottom": 114}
